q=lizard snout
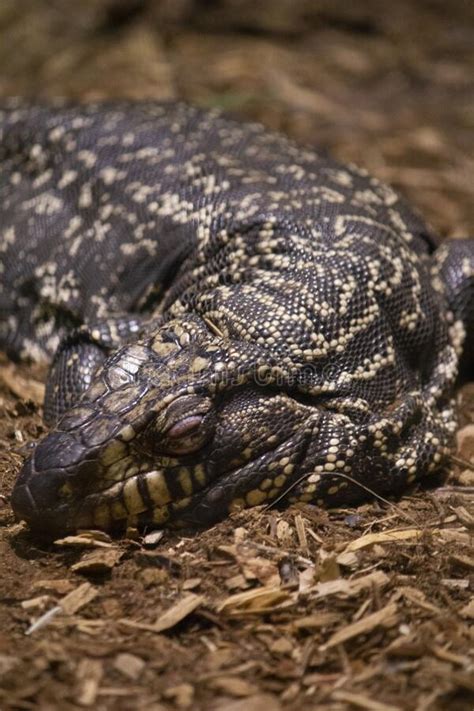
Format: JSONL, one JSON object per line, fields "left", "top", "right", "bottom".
{"left": 10, "top": 429, "right": 103, "bottom": 534}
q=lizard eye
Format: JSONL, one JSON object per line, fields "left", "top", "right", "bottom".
{"left": 155, "top": 396, "right": 215, "bottom": 455}
{"left": 166, "top": 415, "right": 204, "bottom": 440}
{"left": 161, "top": 415, "right": 210, "bottom": 455}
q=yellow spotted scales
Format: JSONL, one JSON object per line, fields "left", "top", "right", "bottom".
{"left": 1, "top": 100, "right": 472, "bottom": 534}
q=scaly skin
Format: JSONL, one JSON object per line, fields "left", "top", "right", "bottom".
{"left": 0, "top": 101, "right": 472, "bottom": 534}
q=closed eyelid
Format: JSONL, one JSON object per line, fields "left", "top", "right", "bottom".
{"left": 166, "top": 415, "right": 204, "bottom": 439}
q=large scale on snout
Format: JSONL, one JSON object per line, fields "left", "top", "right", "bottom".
{"left": 0, "top": 100, "right": 472, "bottom": 534}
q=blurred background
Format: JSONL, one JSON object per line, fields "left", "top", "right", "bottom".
{"left": 1, "top": 7, "right": 474, "bottom": 710}
{"left": 0, "top": 0, "right": 473, "bottom": 233}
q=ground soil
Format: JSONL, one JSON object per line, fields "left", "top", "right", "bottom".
{"left": 0, "top": 2, "right": 473, "bottom": 710}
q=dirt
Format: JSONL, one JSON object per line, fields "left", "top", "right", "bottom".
{"left": 0, "top": 2, "right": 473, "bottom": 709}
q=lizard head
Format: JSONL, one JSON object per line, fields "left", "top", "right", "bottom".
{"left": 11, "top": 314, "right": 315, "bottom": 534}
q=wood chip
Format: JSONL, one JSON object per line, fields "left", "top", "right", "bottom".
{"left": 113, "top": 653, "right": 145, "bottom": 680}
{"left": 208, "top": 676, "right": 259, "bottom": 697}
{"left": 456, "top": 423, "right": 474, "bottom": 461}
{"left": 450, "top": 505, "right": 474, "bottom": 530}
{"left": 152, "top": 593, "right": 204, "bottom": 632}
{"left": 240, "top": 556, "right": 279, "bottom": 585}
{"left": 0, "top": 364, "right": 45, "bottom": 404}
{"left": 336, "top": 550, "right": 359, "bottom": 567}
{"left": 275, "top": 520, "right": 293, "bottom": 544}
{"left": 321, "top": 602, "right": 399, "bottom": 650}
{"left": 54, "top": 532, "right": 114, "bottom": 549}
{"left": 33, "top": 579, "right": 74, "bottom": 595}
{"left": 120, "top": 593, "right": 204, "bottom": 633}
{"left": 60, "top": 583, "right": 99, "bottom": 615}
{"left": 289, "top": 612, "right": 340, "bottom": 630}
{"left": 294, "top": 514, "right": 309, "bottom": 556}
{"left": 76, "top": 658, "right": 103, "bottom": 707}
{"left": 350, "top": 571, "right": 390, "bottom": 593}
{"left": 269, "top": 637, "right": 293, "bottom": 654}
{"left": 213, "top": 694, "right": 282, "bottom": 711}
{"left": 449, "top": 552, "right": 474, "bottom": 570}
{"left": 163, "top": 683, "right": 194, "bottom": 709}
{"left": 458, "top": 469, "right": 474, "bottom": 486}
{"left": 308, "top": 577, "right": 351, "bottom": 598}
{"left": 343, "top": 528, "right": 428, "bottom": 552}
{"left": 218, "top": 586, "right": 292, "bottom": 616}
{"left": 71, "top": 548, "right": 123, "bottom": 574}
{"left": 432, "top": 644, "right": 470, "bottom": 667}
{"left": 182, "top": 577, "right": 202, "bottom": 590}
{"left": 398, "top": 586, "right": 442, "bottom": 614}
{"left": 436, "top": 669, "right": 474, "bottom": 693}
{"left": 316, "top": 555, "right": 341, "bottom": 582}
{"left": 234, "top": 527, "right": 248, "bottom": 544}
{"left": 21, "top": 595, "right": 51, "bottom": 610}
{"left": 441, "top": 578, "right": 469, "bottom": 589}
{"left": 0, "top": 654, "right": 20, "bottom": 676}
{"left": 332, "top": 690, "right": 401, "bottom": 711}
{"left": 310, "top": 570, "right": 389, "bottom": 600}
{"left": 225, "top": 574, "right": 249, "bottom": 591}
{"left": 438, "top": 529, "right": 472, "bottom": 545}
{"left": 143, "top": 530, "right": 165, "bottom": 547}
{"left": 459, "top": 599, "right": 474, "bottom": 619}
